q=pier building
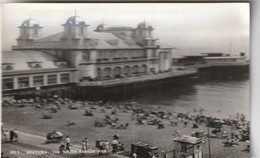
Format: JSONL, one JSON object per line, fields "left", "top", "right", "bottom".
{"left": 2, "top": 14, "right": 175, "bottom": 98}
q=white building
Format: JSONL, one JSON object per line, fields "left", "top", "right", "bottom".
{"left": 2, "top": 14, "right": 173, "bottom": 97}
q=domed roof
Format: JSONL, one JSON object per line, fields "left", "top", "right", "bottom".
{"left": 21, "top": 19, "right": 40, "bottom": 27}
{"left": 137, "top": 22, "right": 153, "bottom": 29}
{"left": 65, "top": 16, "right": 87, "bottom": 25}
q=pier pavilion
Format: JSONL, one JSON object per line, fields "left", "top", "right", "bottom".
{"left": 2, "top": 14, "right": 174, "bottom": 98}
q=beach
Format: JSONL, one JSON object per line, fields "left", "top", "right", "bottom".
{"left": 2, "top": 99, "right": 250, "bottom": 158}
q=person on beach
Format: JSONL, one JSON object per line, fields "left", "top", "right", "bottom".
{"left": 59, "top": 144, "right": 65, "bottom": 154}
{"left": 84, "top": 137, "right": 89, "bottom": 150}
{"left": 81, "top": 140, "right": 86, "bottom": 155}
{"left": 113, "top": 134, "right": 119, "bottom": 140}
{"left": 111, "top": 139, "right": 118, "bottom": 154}
{"left": 9, "top": 129, "right": 15, "bottom": 141}
{"left": 3, "top": 130, "right": 9, "bottom": 143}
{"left": 148, "top": 152, "right": 153, "bottom": 158}
{"left": 161, "top": 151, "right": 166, "bottom": 158}
{"left": 99, "top": 140, "right": 104, "bottom": 155}
{"left": 183, "top": 121, "right": 188, "bottom": 127}
{"left": 13, "top": 129, "right": 18, "bottom": 141}
{"left": 152, "top": 155, "right": 157, "bottom": 158}
{"left": 118, "top": 142, "right": 124, "bottom": 151}
{"left": 104, "top": 140, "right": 109, "bottom": 154}
{"left": 65, "top": 136, "right": 71, "bottom": 152}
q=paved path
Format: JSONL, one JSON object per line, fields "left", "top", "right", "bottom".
{"left": 2, "top": 129, "right": 129, "bottom": 158}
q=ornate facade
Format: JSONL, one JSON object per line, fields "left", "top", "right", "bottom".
{"left": 2, "top": 14, "right": 173, "bottom": 95}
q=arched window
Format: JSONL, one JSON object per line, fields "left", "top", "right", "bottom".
{"left": 103, "top": 67, "right": 112, "bottom": 79}
{"left": 132, "top": 65, "right": 139, "bottom": 74}
{"left": 59, "top": 63, "right": 67, "bottom": 67}
{"left": 28, "top": 62, "right": 42, "bottom": 69}
{"left": 140, "top": 65, "right": 147, "bottom": 74}
{"left": 123, "top": 66, "right": 130, "bottom": 75}
{"left": 114, "top": 67, "right": 121, "bottom": 78}
{"left": 5, "top": 65, "right": 13, "bottom": 70}
{"left": 34, "top": 64, "right": 41, "bottom": 68}
{"left": 97, "top": 68, "right": 101, "bottom": 79}
{"left": 55, "top": 61, "right": 68, "bottom": 68}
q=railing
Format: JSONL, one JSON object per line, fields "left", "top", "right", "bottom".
{"left": 173, "top": 61, "right": 249, "bottom": 70}
{"left": 96, "top": 58, "right": 110, "bottom": 63}
{"left": 95, "top": 57, "right": 149, "bottom": 64}
{"left": 132, "top": 56, "right": 147, "bottom": 60}
{"left": 206, "top": 61, "right": 249, "bottom": 66}
{"left": 77, "top": 70, "right": 197, "bottom": 87}
{"left": 113, "top": 57, "right": 128, "bottom": 61}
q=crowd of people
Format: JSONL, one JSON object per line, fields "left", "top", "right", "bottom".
{"left": 2, "top": 96, "right": 250, "bottom": 157}
{"left": 56, "top": 134, "right": 125, "bottom": 156}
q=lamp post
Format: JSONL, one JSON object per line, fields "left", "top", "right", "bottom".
{"left": 207, "top": 117, "right": 212, "bottom": 158}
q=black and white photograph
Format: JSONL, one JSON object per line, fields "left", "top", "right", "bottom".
{"left": 1, "top": 2, "right": 250, "bottom": 158}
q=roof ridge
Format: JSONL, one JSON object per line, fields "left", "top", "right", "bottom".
{"left": 36, "top": 32, "right": 64, "bottom": 41}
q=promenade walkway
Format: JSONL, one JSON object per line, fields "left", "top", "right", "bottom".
{"left": 1, "top": 129, "right": 129, "bottom": 158}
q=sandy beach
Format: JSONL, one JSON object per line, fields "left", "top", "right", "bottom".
{"left": 2, "top": 99, "right": 250, "bottom": 158}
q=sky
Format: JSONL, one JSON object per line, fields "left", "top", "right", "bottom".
{"left": 1, "top": 3, "right": 250, "bottom": 56}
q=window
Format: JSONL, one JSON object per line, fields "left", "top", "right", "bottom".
{"left": 33, "top": 75, "right": 44, "bottom": 86}
{"left": 34, "top": 64, "right": 42, "bottom": 68}
{"left": 55, "top": 61, "right": 68, "bottom": 68}
{"left": 3, "top": 78, "right": 14, "bottom": 90}
{"left": 34, "top": 28, "right": 38, "bottom": 35}
{"left": 47, "top": 74, "right": 57, "bottom": 85}
{"left": 28, "top": 62, "right": 42, "bottom": 69}
{"left": 2, "top": 63, "right": 14, "bottom": 71}
{"left": 4, "top": 65, "right": 13, "bottom": 70}
{"left": 18, "top": 77, "right": 29, "bottom": 88}
{"left": 152, "top": 50, "right": 156, "bottom": 57}
{"left": 59, "top": 62, "right": 68, "bottom": 67}
{"left": 82, "top": 51, "right": 90, "bottom": 60}
{"left": 140, "top": 51, "right": 146, "bottom": 57}
{"left": 181, "top": 145, "right": 187, "bottom": 152}
{"left": 60, "top": 73, "right": 70, "bottom": 83}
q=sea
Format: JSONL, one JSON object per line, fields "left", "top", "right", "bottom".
{"left": 130, "top": 70, "right": 250, "bottom": 120}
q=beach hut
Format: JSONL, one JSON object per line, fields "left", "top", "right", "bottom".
{"left": 168, "top": 135, "right": 203, "bottom": 158}
{"left": 131, "top": 142, "right": 158, "bottom": 158}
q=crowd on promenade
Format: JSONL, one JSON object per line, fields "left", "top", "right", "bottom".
{"left": 55, "top": 133, "right": 125, "bottom": 156}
